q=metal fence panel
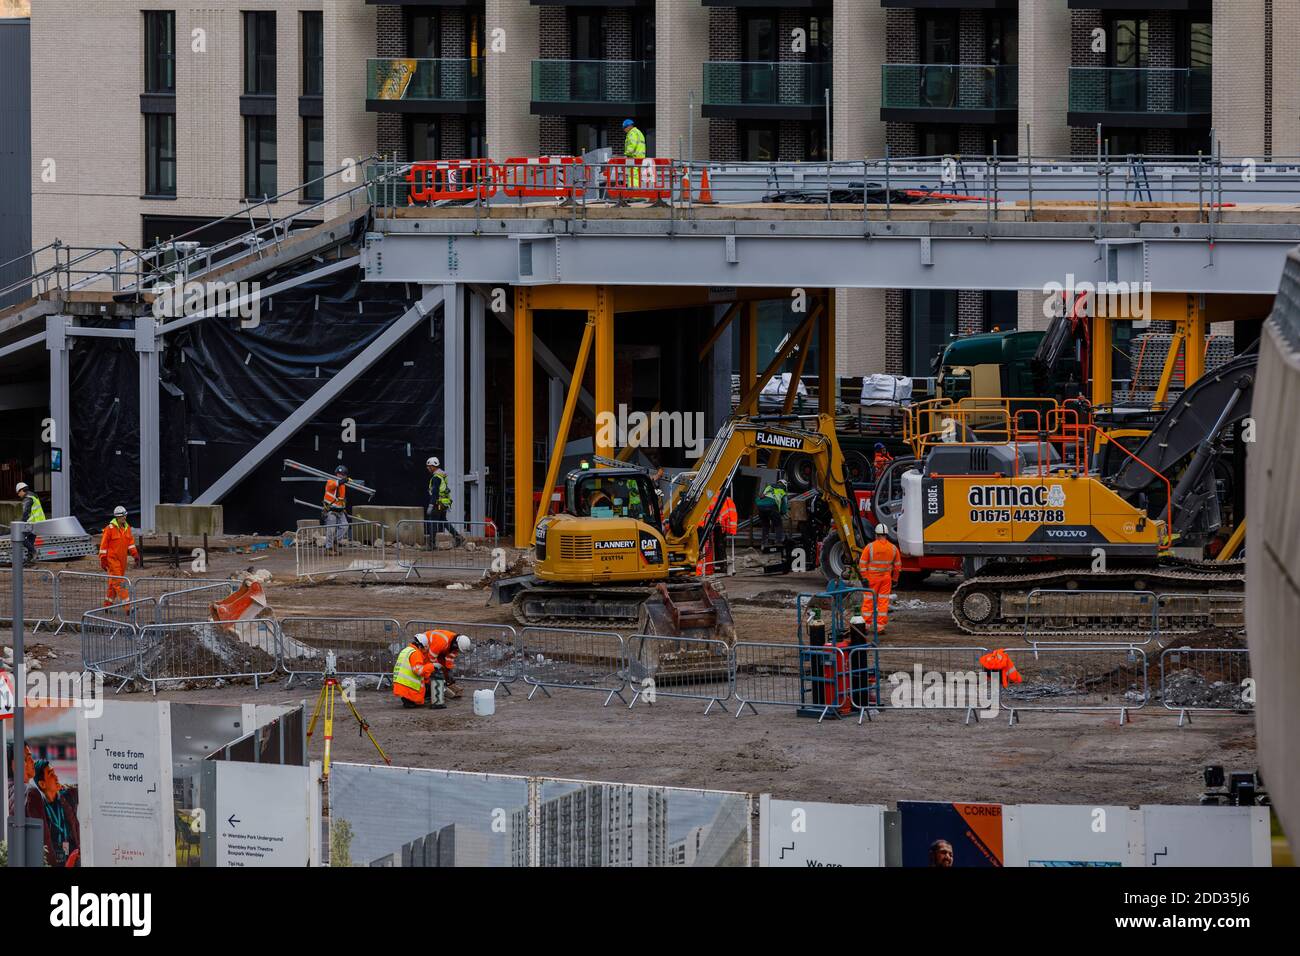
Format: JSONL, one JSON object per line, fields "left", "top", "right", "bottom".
{"left": 623, "top": 634, "right": 733, "bottom": 713}
{"left": 137, "top": 619, "right": 280, "bottom": 691}
{"left": 732, "top": 640, "right": 849, "bottom": 721}
{"left": 156, "top": 581, "right": 241, "bottom": 625}
{"left": 1155, "top": 593, "right": 1247, "bottom": 641}
{"left": 517, "top": 627, "right": 628, "bottom": 705}
{"left": 130, "top": 576, "right": 231, "bottom": 604}
{"left": 0, "top": 567, "right": 57, "bottom": 629}
{"left": 403, "top": 620, "right": 520, "bottom": 692}
{"left": 1022, "top": 589, "right": 1157, "bottom": 644}
{"left": 1159, "top": 646, "right": 1253, "bottom": 724}
{"left": 1000, "top": 644, "right": 1149, "bottom": 723}
{"left": 279, "top": 616, "right": 404, "bottom": 684}
{"left": 80, "top": 598, "right": 157, "bottom": 683}
{"left": 848, "top": 645, "right": 992, "bottom": 724}
{"left": 55, "top": 570, "right": 131, "bottom": 629}
{"left": 295, "top": 519, "right": 387, "bottom": 579}
{"left": 395, "top": 519, "right": 498, "bottom": 576}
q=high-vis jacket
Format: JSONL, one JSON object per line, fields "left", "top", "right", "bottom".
{"left": 624, "top": 125, "right": 646, "bottom": 160}
{"left": 22, "top": 494, "right": 46, "bottom": 523}
{"left": 979, "top": 648, "right": 1023, "bottom": 687}
{"left": 858, "top": 538, "right": 901, "bottom": 583}
{"left": 393, "top": 643, "right": 436, "bottom": 704}
{"left": 429, "top": 471, "right": 452, "bottom": 509}
{"left": 757, "top": 485, "right": 788, "bottom": 515}
{"left": 873, "top": 449, "right": 894, "bottom": 475}
{"left": 98, "top": 519, "right": 139, "bottom": 575}
{"left": 323, "top": 479, "right": 348, "bottom": 511}
{"left": 422, "top": 629, "right": 460, "bottom": 675}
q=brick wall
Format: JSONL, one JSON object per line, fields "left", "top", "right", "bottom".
{"left": 884, "top": 289, "right": 905, "bottom": 375}
{"left": 956, "top": 290, "right": 984, "bottom": 335}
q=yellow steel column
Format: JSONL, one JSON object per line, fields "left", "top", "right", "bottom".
{"left": 739, "top": 302, "right": 758, "bottom": 413}
{"left": 818, "top": 291, "right": 836, "bottom": 414}
{"left": 1183, "top": 294, "right": 1207, "bottom": 387}
{"left": 513, "top": 288, "right": 535, "bottom": 548}
{"left": 536, "top": 318, "right": 595, "bottom": 531}
{"left": 1091, "top": 315, "right": 1113, "bottom": 406}
{"left": 593, "top": 286, "right": 615, "bottom": 457}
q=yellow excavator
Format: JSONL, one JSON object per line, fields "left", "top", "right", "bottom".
{"left": 494, "top": 414, "right": 866, "bottom": 640}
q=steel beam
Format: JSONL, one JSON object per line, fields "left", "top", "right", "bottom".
{"left": 136, "top": 317, "right": 160, "bottom": 533}
{"left": 513, "top": 289, "right": 534, "bottom": 548}
{"left": 468, "top": 289, "right": 486, "bottom": 525}
{"left": 194, "top": 287, "right": 443, "bottom": 505}
{"left": 0, "top": 332, "right": 45, "bottom": 362}
{"left": 442, "top": 283, "right": 465, "bottom": 525}
{"left": 818, "top": 292, "right": 835, "bottom": 414}
{"left": 536, "top": 317, "right": 594, "bottom": 531}
{"left": 593, "top": 287, "right": 614, "bottom": 458}
{"left": 46, "top": 315, "right": 70, "bottom": 517}
{"left": 484, "top": 291, "right": 596, "bottom": 417}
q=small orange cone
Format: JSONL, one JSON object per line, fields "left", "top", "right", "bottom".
{"left": 679, "top": 168, "right": 691, "bottom": 204}
{"left": 697, "top": 167, "right": 716, "bottom": 204}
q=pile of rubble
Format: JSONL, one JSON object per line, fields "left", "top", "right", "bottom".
{"left": 1159, "top": 668, "right": 1250, "bottom": 710}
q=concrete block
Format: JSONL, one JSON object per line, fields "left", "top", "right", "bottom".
{"left": 352, "top": 505, "right": 424, "bottom": 539}
{"left": 154, "top": 504, "right": 224, "bottom": 536}
{"left": 0, "top": 501, "right": 23, "bottom": 525}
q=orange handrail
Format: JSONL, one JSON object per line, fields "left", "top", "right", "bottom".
{"left": 1090, "top": 425, "right": 1173, "bottom": 547}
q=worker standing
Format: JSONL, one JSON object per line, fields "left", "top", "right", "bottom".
{"left": 622, "top": 118, "right": 646, "bottom": 193}
{"left": 392, "top": 633, "right": 437, "bottom": 709}
{"left": 414, "top": 629, "right": 473, "bottom": 708}
{"left": 872, "top": 442, "right": 894, "bottom": 482}
{"left": 425, "top": 457, "right": 464, "bottom": 548}
{"left": 322, "top": 465, "right": 350, "bottom": 550}
{"left": 98, "top": 505, "right": 141, "bottom": 607}
{"left": 755, "top": 478, "right": 789, "bottom": 552}
{"left": 858, "top": 523, "right": 901, "bottom": 634}
{"left": 14, "top": 481, "right": 44, "bottom": 563}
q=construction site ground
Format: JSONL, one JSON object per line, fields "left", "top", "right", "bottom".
{"left": 4, "top": 538, "right": 1256, "bottom": 808}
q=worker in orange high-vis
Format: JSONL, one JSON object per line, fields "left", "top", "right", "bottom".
{"left": 872, "top": 442, "right": 894, "bottom": 482}
{"left": 322, "top": 465, "right": 350, "bottom": 550}
{"left": 695, "top": 488, "right": 739, "bottom": 576}
{"left": 858, "top": 523, "right": 901, "bottom": 634}
{"left": 417, "top": 629, "right": 473, "bottom": 708}
{"left": 979, "top": 648, "right": 1023, "bottom": 687}
{"left": 98, "top": 505, "right": 141, "bottom": 606}
{"left": 392, "top": 633, "right": 437, "bottom": 709}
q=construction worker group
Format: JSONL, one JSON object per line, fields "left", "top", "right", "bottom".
{"left": 393, "top": 629, "right": 474, "bottom": 709}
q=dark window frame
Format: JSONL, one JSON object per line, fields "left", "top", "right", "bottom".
{"left": 145, "top": 112, "right": 176, "bottom": 197}
{"left": 301, "top": 11, "right": 324, "bottom": 97}
{"left": 243, "top": 10, "right": 277, "bottom": 95}
{"left": 144, "top": 10, "right": 176, "bottom": 94}
{"left": 244, "top": 114, "right": 278, "bottom": 199}
{"left": 302, "top": 116, "right": 324, "bottom": 201}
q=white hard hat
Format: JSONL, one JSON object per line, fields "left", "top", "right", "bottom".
{"left": 114, "top": 505, "right": 128, "bottom": 517}
{"left": 414, "top": 633, "right": 430, "bottom": 650}
{"left": 875, "top": 523, "right": 888, "bottom": 535}
{"left": 14, "top": 482, "right": 27, "bottom": 493}
{"left": 456, "top": 635, "right": 473, "bottom": 654}
{"left": 427, "top": 457, "right": 440, "bottom": 467}
{"left": 850, "top": 616, "right": 865, "bottom": 626}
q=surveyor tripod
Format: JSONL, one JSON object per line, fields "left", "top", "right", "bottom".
{"left": 305, "top": 652, "right": 390, "bottom": 777}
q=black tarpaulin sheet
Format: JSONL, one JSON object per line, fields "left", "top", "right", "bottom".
{"left": 70, "top": 334, "right": 140, "bottom": 531}
{"left": 158, "top": 271, "right": 444, "bottom": 534}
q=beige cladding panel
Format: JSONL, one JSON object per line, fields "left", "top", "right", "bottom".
{"left": 836, "top": 287, "right": 887, "bottom": 376}
{"left": 833, "top": 0, "right": 885, "bottom": 160}
{"left": 1016, "top": 0, "right": 1069, "bottom": 157}
{"left": 1270, "top": 0, "right": 1300, "bottom": 156}
{"left": 655, "top": 0, "right": 709, "bottom": 160}
{"left": 486, "top": 0, "right": 539, "bottom": 159}
{"left": 1212, "top": 0, "right": 1265, "bottom": 157}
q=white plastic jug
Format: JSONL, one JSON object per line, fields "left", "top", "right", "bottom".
{"left": 472, "top": 688, "right": 496, "bottom": 716}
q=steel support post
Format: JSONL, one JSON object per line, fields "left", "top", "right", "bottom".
{"left": 468, "top": 289, "right": 486, "bottom": 525}
{"left": 818, "top": 290, "right": 836, "bottom": 414}
{"left": 536, "top": 319, "right": 595, "bottom": 530}
{"left": 46, "top": 314, "right": 70, "bottom": 517}
{"left": 513, "top": 288, "right": 534, "bottom": 548}
{"left": 740, "top": 302, "right": 759, "bottom": 465}
{"left": 593, "top": 286, "right": 615, "bottom": 458}
{"left": 1092, "top": 315, "right": 1114, "bottom": 406}
{"left": 442, "top": 283, "right": 466, "bottom": 525}
{"left": 1183, "top": 294, "right": 1207, "bottom": 387}
{"left": 136, "top": 316, "right": 160, "bottom": 532}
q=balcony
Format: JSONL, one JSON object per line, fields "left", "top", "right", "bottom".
{"left": 530, "top": 60, "right": 655, "bottom": 116}
{"left": 880, "top": 64, "right": 1017, "bottom": 124}
{"left": 365, "top": 58, "right": 485, "bottom": 113}
{"left": 702, "top": 61, "right": 832, "bottom": 120}
{"left": 1068, "top": 67, "right": 1211, "bottom": 129}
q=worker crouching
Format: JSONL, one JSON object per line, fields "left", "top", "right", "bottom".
{"left": 392, "top": 630, "right": 473, "bottom": 709}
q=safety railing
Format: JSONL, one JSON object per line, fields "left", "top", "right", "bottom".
{"left": 623, "top": 634, "right": 733, "bottom": 713}
{"left": 695, "top": 534, "right": 737, "bottom": 579}
{"left": 848, "top": 645, "right": 992, "bottom": 725}
{"left": 732, "top": 640, "right": 848, "bottom": 721}
{"left": 137, "top": 619, "right": 280, "bottom": 694}
{"left": 404, "top": 620, "right": 520, "bottom": 694}
{"left": 0, "top": 568, "right": 57, "bottom": 629}
{"left": 1154, "top": 593, "right": 1246, "bottom": 642}
{"left": 294, "top": 518, "right": 388, "bottom": 579}
{"left": 129, "top": 575, "right": 231, "bottom": 604}
{"left": 54, "top": 570, "right": 131, "bottom": 630}
{"left": 1022, "top": 589, "right": 1158, "bottom": 645}
{"left": 881, "top": 63, "right": 1018, "bottom": 112}
{"left": 156, "top": 581, "right": 241, "bottom": 625}
{"left": 279, "top": 616, "right": 404, "bottom": 686}
{"left": 516, "top": 627, "right": 628, "bottom": 706}
{"left": 368, "top": 57, "right": 485, "bottom": 103}
{"left": 1158, "top": 646, "right": 1253, "bottom": 725}
{"left": 394, "top": 519, "right": 498, "bottom": 577}
{"left": 796, "top": 586, "right": 879, "bottom": 643}
{"left": 1000, "top": 644, "right": 1149, "bottom": 724}
{"left": 80, "top": 598, "right": 158, "bottom": 688}
{"left": 530, "top": 59, "right": 654, "bottom": 106}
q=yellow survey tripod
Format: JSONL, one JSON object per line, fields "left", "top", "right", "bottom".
{"left": 306, "top": 651, "right": 391, "bottom": 777}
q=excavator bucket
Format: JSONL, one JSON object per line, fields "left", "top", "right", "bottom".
{"left": 639, "top": 581, "right": 736, "bottom": 643}
{"left": 209, "top": 580, "right": 275, "bottom": 643}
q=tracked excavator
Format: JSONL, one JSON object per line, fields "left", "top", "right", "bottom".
{"left": 870, "top": 352, "right": 1255, "bottom": 636}
{"left": 496, "top": 414, "right": 866, "bottom": 640}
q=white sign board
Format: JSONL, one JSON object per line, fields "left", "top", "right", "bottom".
{"left": 0, "top": 670, "right": 14, "bottom": 718}
{"left": 76, "top": 700, "right": 176, "bottom": 867}
{"left": 1003, "top": 804, "right": 1143, "bottom": 867}
{"left": 1141, "top": 805, "right": 1271, "bottom": 867}
{"left": 205, "top": 761, "right": 313, "bottom": 867}
{"left": 760, "top": 795, "right": 886, "bottom": 867}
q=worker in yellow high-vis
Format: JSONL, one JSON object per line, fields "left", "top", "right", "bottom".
{"left": 623, "top": 118, "right": 646, "bottom": 192}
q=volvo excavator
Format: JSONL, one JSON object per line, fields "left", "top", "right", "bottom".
{"left": 495, "top": 414, "right": 866, "bottom": 640}
{"left": 870, "top": 351, "right": 1255, "bottom": 636}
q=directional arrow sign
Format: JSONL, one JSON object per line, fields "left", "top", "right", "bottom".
{"left": 228, "top": 814, "right": 241, "bottom": 828}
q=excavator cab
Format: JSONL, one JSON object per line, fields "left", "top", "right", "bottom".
{"left": 567, "top": 467, "right": 662, "bottom": 526}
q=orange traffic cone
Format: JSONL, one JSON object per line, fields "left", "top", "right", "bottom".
{"left": 679, "top": 168, "right": 691, "bottom": 204}
{"left": 697, "top": 167, "right": 716, "bottom": 204}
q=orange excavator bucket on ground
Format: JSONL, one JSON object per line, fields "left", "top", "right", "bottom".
{"left": 210, "top": 580, "right": 274, "bottom": 638}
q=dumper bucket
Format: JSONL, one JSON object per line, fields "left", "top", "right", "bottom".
{"left": 639, "top": 581, "right": 736, "bottom": 643}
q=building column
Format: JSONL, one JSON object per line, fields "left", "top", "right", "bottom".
{"left": 593, "top": 286, "right": 615, "bottom": 457}
{"left": 1018, "top": 0, "right": 1070, "bottom": 157}
{"left": 486, "top": 0, "right": 540, "bottom": 159}
{"left": 1213, "top": 0, "right": 1267, "bottom": 157}
{"left": 136, "top": 317, "right": 160, "bottom": 534}
{"left": 443, "top": 284, "right": 466, "bottom": 525}
{"left": 513, "top": 288, "right": 534, "bottom": 547}
{"left": 834, "top": 0, "right": 885, "bottom": 160}
{"left": 655, "top": 0, "right": 710, "bottom": 159}
{"left": 46, "top": 315, "right": 70, "bottom": 518}
{"left": 468, "top": 290, "right": 486, "bottom": 525}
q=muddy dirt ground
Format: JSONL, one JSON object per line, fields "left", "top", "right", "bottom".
{"left": 4, "top": 539, "right": 1257, "bottom": 808}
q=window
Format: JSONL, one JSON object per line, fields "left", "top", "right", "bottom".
{"left": 243, "top": 11, "right": 276, "bottom": 94}
{"left": 245, "top": 115, "right": 277, "bottom": 198}
{"left": 1107, "top": 16, "right": 1149, "bottom": 68}
{"left": 904, "top": 290, "right": 957, "bottom": 378}
{"left": 467, "top": 117, "right": 485, "bottom": 159}
{"left": 145, "top": 113, "right": 176, "bottom": 196}
{"left": 986, "top": 12, "right": 1017, "bottom": 66}
{"left": 917, "top": 125, "right": 958, "bottom": 157}
{"left": 302, "top": 117, "right": 323, "bottom": 200}
{"left": 569, "top": 120, "right": 610, "bottom": 156}
{"left": 919, "top": 11, "right": 958, "bottom": 64}
{"left": 406, "top": 116, "right": 440, "bottom": 161}
{"left": 144, "top": 11, "right": 175, "bottom": 93}
{"left": 407, "top": 8, "right": 441, "bottom": 58}
{"left": 739, "top": 122, "right": 777, "bottom": 162}
{"left": 302, "top": 12, "right": 323, "bottom": 97}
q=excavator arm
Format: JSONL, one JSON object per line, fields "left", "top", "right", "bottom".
{"left": 664, "top": 413, "right": 863, "bottom": 568}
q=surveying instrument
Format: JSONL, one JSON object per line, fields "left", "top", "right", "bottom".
{"left": 306, "top": 651, "right": 390, "bottom": 777}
